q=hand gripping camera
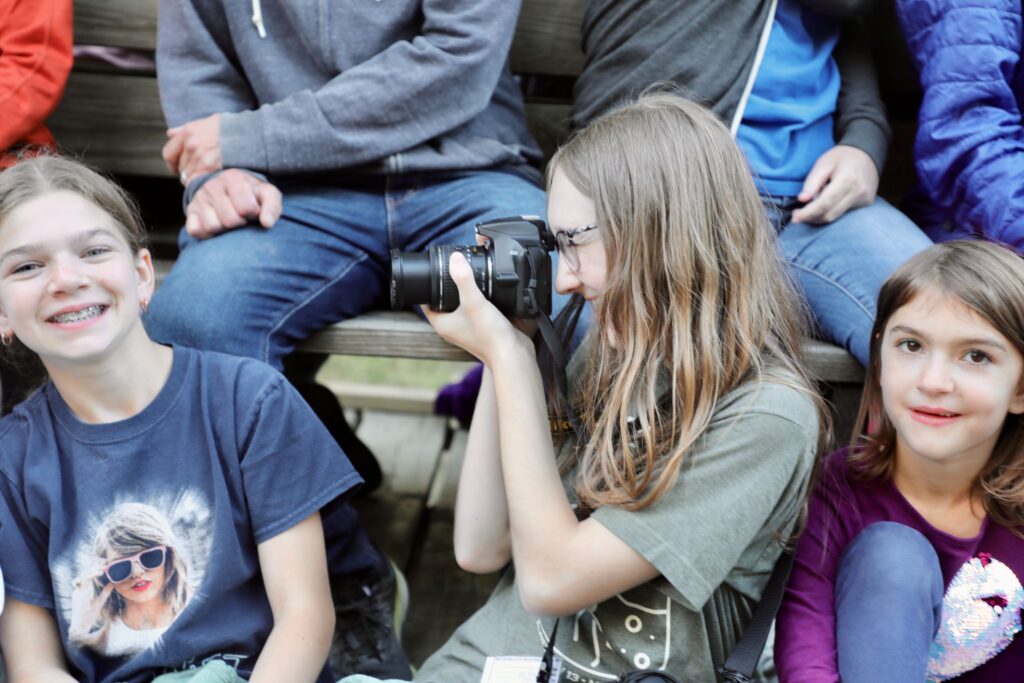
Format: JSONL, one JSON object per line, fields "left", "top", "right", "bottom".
{"left": 389, "top": 216, "right": 553, "bottom": 318}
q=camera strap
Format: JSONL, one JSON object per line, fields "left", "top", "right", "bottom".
{"left": 718, "top": 550, "right": 795, "bottom": 682}
{"left": 536, "top": 308, "right": 586, "bottom": 439}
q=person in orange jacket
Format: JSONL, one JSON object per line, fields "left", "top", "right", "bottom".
{"left": 0, "top": 0, "right": 72, "bottom": 414}
{"left": 0, "top": 0, "right": 73, "bottom": 166}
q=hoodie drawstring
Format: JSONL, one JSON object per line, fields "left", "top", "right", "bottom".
{"left": 251, "top": 0, "right": 267, "bottom": 38}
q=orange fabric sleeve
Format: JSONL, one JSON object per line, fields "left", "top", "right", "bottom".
{"left": 0, "top": 0, "right": 73, "bottom": 152}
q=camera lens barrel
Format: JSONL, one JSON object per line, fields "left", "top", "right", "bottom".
{"left": 389, "top": 251, "right": 432, "bottom": 310}
{"left": 390, "top": 245, "right": 490, "bottom": 312}
{"left": 434, "top": 245, "right": 490, "bottom": 312}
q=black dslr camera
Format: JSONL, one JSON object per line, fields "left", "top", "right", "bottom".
{"left": 389, "top": 216, "right": 553, "bottom": 318}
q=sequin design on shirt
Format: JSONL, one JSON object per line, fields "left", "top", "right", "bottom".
{"left": 927, "top": 553, "right": 1024, "bottom": 681}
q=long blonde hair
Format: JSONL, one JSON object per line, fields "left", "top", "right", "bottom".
{"left": 548, "top": 91, "right": 818, "bottom": 511}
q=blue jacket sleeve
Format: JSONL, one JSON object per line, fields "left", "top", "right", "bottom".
{"left": 897, "top": 0, "right": 1024, "bottom": 246}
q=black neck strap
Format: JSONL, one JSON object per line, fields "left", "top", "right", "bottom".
{"left": 719, "top": 550, "right": 794, "bottom": 682}
{"left": 536, "top": 308, "right": 586, "bottom": 439}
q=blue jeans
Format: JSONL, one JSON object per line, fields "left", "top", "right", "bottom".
{"left": 147, "top": 169, "right": 550, "bottom": 367}
{"left": 836, "top": 522, "right": 944, "bottom": 682}
{"left": 145, "top": 169, "right": 548, "bottom": 576}
{"left": 768, "top": 197, "right": 933, "bottom": 365}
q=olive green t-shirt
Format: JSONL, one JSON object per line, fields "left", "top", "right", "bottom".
{"left": 416, "top": 360, "right": 818, "bottom": 683}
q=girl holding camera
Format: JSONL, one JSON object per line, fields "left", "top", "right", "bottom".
{"left": 412, "top": 91, "right": 825, "bottom": 682}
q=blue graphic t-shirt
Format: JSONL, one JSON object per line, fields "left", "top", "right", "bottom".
{"left": 0, "top": 346, "right": 359, "bottom": 683}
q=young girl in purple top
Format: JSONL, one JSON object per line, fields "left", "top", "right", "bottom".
{"left": 776, "top": 240, "right": 1024, "bottom": 682}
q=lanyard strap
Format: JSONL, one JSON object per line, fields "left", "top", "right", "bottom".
{"left": 719, "top": 550, "right": 795, "bottom": 682}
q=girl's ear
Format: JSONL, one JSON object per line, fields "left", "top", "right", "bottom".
{"left": 134, "top": 248, "right": 157, "bottom": 305}
{"left": 1009, "top": 381, "right": 1024, "bottom": 415}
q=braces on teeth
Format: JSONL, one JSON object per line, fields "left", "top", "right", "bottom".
{"left": 52, "top": 305, "right": 105, "bottom": 323}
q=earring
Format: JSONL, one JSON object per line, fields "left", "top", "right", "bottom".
{"left": 140, "top": 298, "right": 150, "bottom": 314}
{"left": 0, "top": 331, "right": 12, "bottom": 347}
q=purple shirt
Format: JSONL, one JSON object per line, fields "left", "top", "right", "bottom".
{"left": 776, "top": 449, "right": 1024, "bottom": 682}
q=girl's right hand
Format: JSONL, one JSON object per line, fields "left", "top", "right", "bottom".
{"left": 423, "top": 252, "right": 533, "bottom": 366}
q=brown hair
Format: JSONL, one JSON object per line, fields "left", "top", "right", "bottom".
{"left": 0, "top": 154, "right": 146, "bottom": 253}
{"left": 851, "top": 240, "right": 1024, "bottom": 533}
{"left": 547, "top": 90, "right": 824, "bottom": 511}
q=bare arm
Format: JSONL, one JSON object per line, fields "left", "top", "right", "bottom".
{"left": 0, "top": 598, "right": 77, "bottom": 683}
{"left": 249, "top": 512, "right": 334, "bottom": 683}
{"left": 453, "top": 367, "right": 512, "bottom": 572}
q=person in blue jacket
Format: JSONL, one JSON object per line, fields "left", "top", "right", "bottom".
{"left": 896, "top": 0, "right": 1024, "bottom": 247}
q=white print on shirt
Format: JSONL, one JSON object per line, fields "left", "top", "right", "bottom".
{"left": 927, "top": 553, "right": 1024, "bottom": 681}
{"left": 52, "top": 489, "right": 214, "bottom": 659}
{"left": 170, "top": 651, "right": 250, "bottom": 672}
{"left": 535, "top": 593, "right": 672, "bottom": 682}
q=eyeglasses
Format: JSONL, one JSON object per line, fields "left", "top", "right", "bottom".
{"left": 553, "top": 224, "right": 598, "bottom": 272}
{"left": 103, "top": 545, "right": 167, "bottom": 583}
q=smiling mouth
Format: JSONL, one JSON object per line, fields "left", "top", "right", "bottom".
{"left": 47, "top": 305, "right": 108, "bottom": 324}
{"left": 910, "top": 407, "right": 962, "bottom": 423}
{"left": 131, "top": 580, "right": 151, "bottom": 592}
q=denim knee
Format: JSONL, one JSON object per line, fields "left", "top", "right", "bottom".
{"left": 839, "top": 522, "right": 942, "bottom": 599}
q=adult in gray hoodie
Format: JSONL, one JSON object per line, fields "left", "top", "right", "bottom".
{"left": 145, "top": 0, "right": 547, "bottom": 678}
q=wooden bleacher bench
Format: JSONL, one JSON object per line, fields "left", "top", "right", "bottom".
{"left": 48, "top": 0, "right": 866, "bottom": 390}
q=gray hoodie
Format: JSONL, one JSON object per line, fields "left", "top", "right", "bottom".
{"left": 156, "top": 0, "right": 542, "bottom": 176}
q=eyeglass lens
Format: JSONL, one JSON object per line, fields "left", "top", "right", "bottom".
{"left": 555, "top": 232, "right": 580, "bottom": 271}
{"left": 105, "top": 547, "right": 166, "bottom": 583}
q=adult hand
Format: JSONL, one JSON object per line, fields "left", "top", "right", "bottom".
{"left": 423, "top": 252, "right": 531, "bottom": 365}
{"left": 791, "top": 145, "right": 879, "bottom": 225}
{"left": 185, "top": 169, "right": 283, "bottom": 240}
{"left": 163, "top": 113, "right": 223, "bottom": 184}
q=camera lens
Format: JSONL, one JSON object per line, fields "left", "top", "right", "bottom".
{"left": 390, "top": 244, "right": 490, "bottom": 312}
{"left": 389, "top": 251, "right": 431, "bottom": 310}
{"left": 434, "top": 245, "right": 490, "bottom": 312}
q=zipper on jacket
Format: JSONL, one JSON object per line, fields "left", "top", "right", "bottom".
{"left": 730, "top": 0, "right": 778, "bottom": 137}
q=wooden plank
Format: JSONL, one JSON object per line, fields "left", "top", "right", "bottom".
{"left": 803, "top": 339, "right": 865, "bottom": 384}
{"left": 74, "top": 0, "right": 582, "bottom": 74}
{"left": 355, "top": 411, "right": 449, "bottom": 496}
{"left": 511, "top": 0, "right": 585, "bottom": 77}
{"left": 303, "top": 311, "right": 864, "bottom": 384}
{"left": 48, "top": 72, "right": 170, "bottom": 177}
{"left": 74, "top": 0, "right": 158, "bottom": 50}
{"left": 301, "top": 311, "right": 475, "bottom": 361}
{"left": 325, "top": 380, "right": 438, "bottom": 415}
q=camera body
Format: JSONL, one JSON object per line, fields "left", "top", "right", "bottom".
{"left": 390, "top": 216, "right": 553, "bottom": 318}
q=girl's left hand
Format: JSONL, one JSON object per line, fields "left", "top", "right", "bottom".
{"left": 423, "top": 252, "right": 532, "bottom": 365}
